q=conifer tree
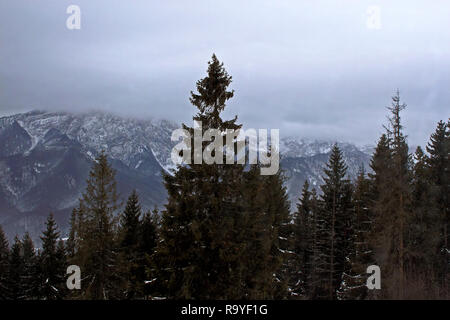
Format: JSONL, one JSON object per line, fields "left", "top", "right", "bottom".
{"left": 0, "top": 225, "right": 10, "bottom": 300}
{"left": 119, "top": 190, "right": 143, "bottom": 299}
{"left": 8, "top": 236, "right": 23, "bottom": 300}
{"left": 368, "top": 133, "right": 393, "bottom": 300}
{"left": 368, "top": 134, "right": 392, "bottom": 195}
{"left": 67, "top": 201, "right": 87, "bottom": 265}
{"left": 370, "top": 92, "right": 412, "bottom": 298}
{"left": 411, "top": 146, "right": 429, "bottom": 209}
{"left": 225, "top": 164, "right": 292, "bottom": 300}
{"left": 72, "top": 152, "right": 121, "bottom": 299}
{"left": 407, "top": 146, "right": 438, "bottom": 277}
{"left": 141, "top": 209, "right": 159, "bottom": 298}
{"left": 264, "top": 170, "right": 292, "bottom": 299}
{"left": 156, "top": 54, "right": 248, "bottom": 299}
{"left": 39, "top": 214, "right": 66, "bottom": 300}
{"left": 56, "top": 239, "right": 67, "bottom": 296}
{"left": 305, "top": 188, "right": 321, "bottom": 299}
{"left": 21, "top": 232, "right": 38, "bottom": 299}
{"left": 155, "top": 55, "right": 287, "bottom": 299}
{"left": 338, "top": 166, "right": 373, "bottom": 300}
{"left": 141, "top": 209, "right": 158, "bottom": 257}
{"left": 290, "top": 180, "right": 312, "bottom": 297}
{"left": 316, "top": 144, "right": 353, "bottom": 299}
{"left": 425, "top": 120, "right": 449, "bottom": 295}
{"left": 120, "top": 190, "right": 141, "bottom": 249}
{"left": 238, "top": 165, "right": 272, "bottom": 299}
{"left": 368, "top": 133, "right": 392, "bottom": 238}
{"left": 385, "top": 92, "right": 411, "bottom": 298}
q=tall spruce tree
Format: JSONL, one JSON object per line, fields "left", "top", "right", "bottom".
{"left": 407, "top": 147, "right": 438, "bottom": 280}
{"left": 338, "top": 166, "right": 373, "bottom": 300}
{"left": 290, "top": 180, "right": 312, "bottom": 297}
{"left": 120, "top": 190, "right": 141, "bottom": 247}
{"left": 21, "top": 232, "right": 38, "bottom": 299}
{"left": 425, "top": 120, "right": 449, "bottom": 295}
{"left": 67, "top": 201, "right": 87, "bottom": 266}
{"left": 140, "top": 209, "right": 158, "bottom": 258}
{"left": 405, "top": 147, "right": 442, "bottom": 299}
{"left": 386, "top": 92, "right": 411, "bottom": 298}
{"left": 306, "top": 188, "right": 322, "bottom": 299}
{"left": 155, "top": 54, "right": 288, "bottom": 299}
{"left": 72, "top": 152, "right": 121, "bottom": 299}
{"left": 264, "top": 170, "right": 292, "bottom": 299}
{"left": 238, "top": 165, "right": 272, "bottom": 299}
{"left": 39, "top": 214, "right": 66, "bottom": 300}
{"left": 141, "top": 209, "right": 159, "bottom": 298}
{"left": 368, "top": 134, "right": 392, "bottom": 197}
{"left": 370, "top": 91, "right": 412, "bottom": 299}
{"left": 55, "top": 239, "right": 67, "bottom": 297}
{"left": 119, "top": 190, "right": 143, "bottom": 299}
{"left": 316, "top": 144, "right": 353, "bottom": 299}
{"left": 368, "top": 133, "right": 392, "bottom": 300}
{"left": 8, "top": 236, "right": 23, "bottom": 300}
{"left": 155, "top": 54, "right": 248, "bottom": 299}
{"left": 0, "top": 225, "right": 10, "bottom": 300}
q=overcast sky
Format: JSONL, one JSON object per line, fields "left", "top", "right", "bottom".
{"left": 0, "top": 1, "right": 449, "bottom": 146}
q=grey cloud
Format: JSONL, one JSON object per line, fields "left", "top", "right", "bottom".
{"left": 0, "top": 0, "right": 449, "bottom": 146}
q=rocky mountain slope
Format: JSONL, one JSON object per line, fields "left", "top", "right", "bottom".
{"left": 279, "top": 137, "right": 372, "bottom": 206}
{"left": 0, "top": 110, "right": 177, "bottom": 242}
{"left": 0, "top": 110, "right": 373, "bottom": 243}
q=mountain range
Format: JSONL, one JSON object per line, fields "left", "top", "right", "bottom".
{"left": 0, "top": 110, "right": 373, "bottom": 243}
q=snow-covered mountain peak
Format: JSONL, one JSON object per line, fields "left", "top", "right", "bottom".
{"left": 1, "top": 110, "right": 179, "bottom": 172}
{"left": 280, "top": 136, "right": 371, "bottom": 158}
